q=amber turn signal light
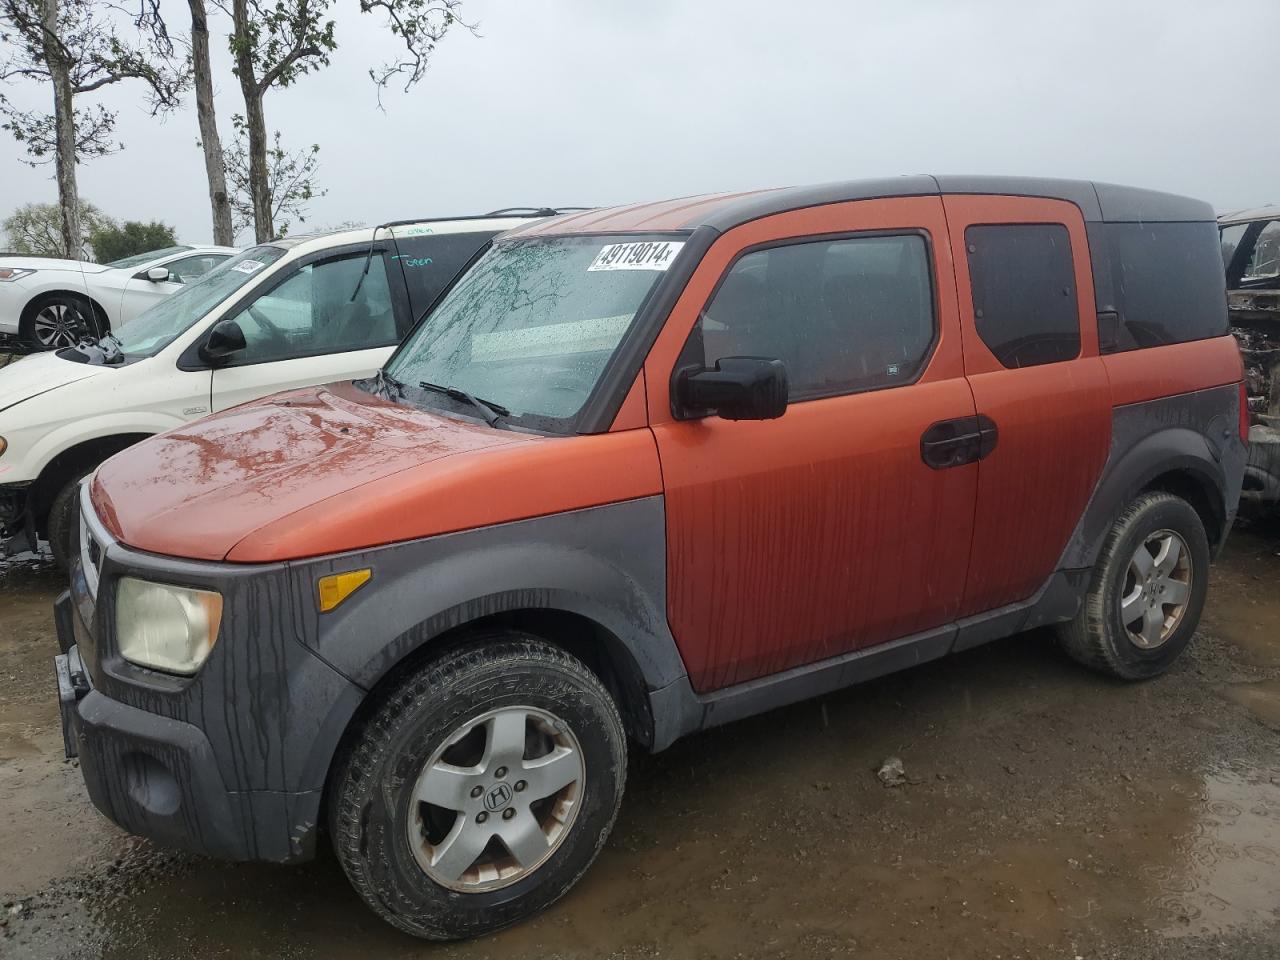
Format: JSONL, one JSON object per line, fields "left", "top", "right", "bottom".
{"left": 317, "top": 568, "right": 372, "bottom": 612}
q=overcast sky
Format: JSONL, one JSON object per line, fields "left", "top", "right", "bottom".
{"left": 2, "top": 0, "right": 1277, "bottom": 245}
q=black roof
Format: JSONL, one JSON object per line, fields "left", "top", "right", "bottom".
{"left": 694, "top": 175, "right": 1215, "bottom": 232}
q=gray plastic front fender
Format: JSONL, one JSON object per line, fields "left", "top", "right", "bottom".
{"left": 290, "top": 495, "right": 687, "bottom": 697}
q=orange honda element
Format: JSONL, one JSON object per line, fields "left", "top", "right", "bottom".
{"left": 55, "top": 176, "right": 1245, "bottom": 939}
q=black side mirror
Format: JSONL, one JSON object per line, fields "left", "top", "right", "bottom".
{"left": 199, "top": 318, "right": 247, "bottom": 363}
{"left": 675, "top": 356, "right": 789, "bottom": 421}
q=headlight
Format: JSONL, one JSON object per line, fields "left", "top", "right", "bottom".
{"left": 0, "top": 268, "right": 35, "bottom": 282}
{"left": 116, "top": 578, "right": 223, "bottom": 675}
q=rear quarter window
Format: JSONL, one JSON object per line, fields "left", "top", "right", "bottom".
{"left": 966, "top": 223, "right": 1081, "bottom": 368}
{"left": 393, "top": 231, "right": 499, "bottom": 329}
{"left": 1096, "top": 221, "right": 1228, "bottom": 352}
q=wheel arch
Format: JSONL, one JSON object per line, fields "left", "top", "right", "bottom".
{"left": 20, "top": 288, "right": 112, "bottom": 339}
{"left": 310, "top": 600, "right": 661, "bottom": 835}
{"left": 1061, "top": 425, "right": 1234, "bottom": 571}
{"left": 1140, "top": 467, "right": 1226, "bottom": 551}
{"left": 30, "top": 432, "right": 151, "bottom": 532}
{"left": 347, "top": 605, "right": 655, "bottom": 748}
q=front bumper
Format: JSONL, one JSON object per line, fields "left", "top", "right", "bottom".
{"left": 55, "top": 485, "right": 368, "bottom": 864}
{"left": 54, "top": 591, "right": 323, "bottom": 863}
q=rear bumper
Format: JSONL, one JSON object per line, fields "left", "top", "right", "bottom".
{"left": 54, "top": 589, "right": 324, "bottom": 864}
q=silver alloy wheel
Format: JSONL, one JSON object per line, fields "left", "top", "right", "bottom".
{"left": 407, "top": 705, "right": 584, "bottom": 893}
{"left": 32, "top": 300, "right": 88, "bottom": 348}
{"left": 1119, "top": 528, "right": 1193, "bottom": 649}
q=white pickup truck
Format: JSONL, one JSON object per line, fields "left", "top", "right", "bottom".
{"left": 0, "top": 213, "right": 551, "bottom": 563}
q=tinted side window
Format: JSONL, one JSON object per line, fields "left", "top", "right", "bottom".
{"left": 1102, "top": 221, "right": 1229, "bottom": 352}
{"left": 168, "top": 254, "right": 228, "bottom": 283}
{"left": 395, "top": 231, "right": 499, "bottom": 330}
{"left": 228, "top": 253, "right": 397, "bottom": 364}
{"left": 966, "top": 224, "right": 1079, "bottom": 368}
{"left": 692, "top": 234, "right": 935, "bottom": 401}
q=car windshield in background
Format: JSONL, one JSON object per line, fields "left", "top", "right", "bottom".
{"left": 114, "top": 246, "right": 287, "bottom": 357}
{"left": 385, "top": 235, "right": 685, "bottom": 429}
{"left": 104, "top": 246, "right": 193, "bottom": 269}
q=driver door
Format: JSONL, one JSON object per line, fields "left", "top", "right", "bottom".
{"left": 645, "top": 197, "right": 979, "bottom": 691}
{"left": 210, "top": 250, "right": 406, "bottom": 412}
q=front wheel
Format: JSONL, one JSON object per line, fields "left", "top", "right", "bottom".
{"left": 329, "top": 635, "right": 627, "bottom": 940}
{"left": 47, "top": 471, "right": 91, "bottom": 570}
{"left": 20, "top": 293, "right": 101, "bottom": 350}
{"left": 1057, "top": 491, "right": 1210, "bottom": 680}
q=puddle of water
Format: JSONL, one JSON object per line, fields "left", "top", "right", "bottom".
{"left": 1153, "top": 766, "right": 1280, "bottom": 938}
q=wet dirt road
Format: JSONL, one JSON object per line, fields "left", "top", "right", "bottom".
{"left": 2, "top": 530, "right": 1279, "bottom": 959}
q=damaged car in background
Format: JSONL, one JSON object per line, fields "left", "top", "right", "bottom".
{"left": 1221, "top": 205, "right": 1280, "bottom": 514}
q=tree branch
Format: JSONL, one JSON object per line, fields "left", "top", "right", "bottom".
{"left": 257, "top": 42, "right": 321, "bottom": 93}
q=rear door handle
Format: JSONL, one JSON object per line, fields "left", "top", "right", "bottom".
{"left": 921, "top": 415, "right": 998, "bottom": 469}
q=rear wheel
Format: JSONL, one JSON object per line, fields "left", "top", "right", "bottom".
{"left": 1057, "top": 492, "right": 1210, "bottom": 679}
{"left": 329, "top": 634, "right": 627, "bottom": 940}
{"left": 20, "top": 293, "right": 100, "bottom": 350}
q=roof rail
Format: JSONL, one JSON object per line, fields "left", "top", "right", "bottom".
{"left": 485, "top": 207, "right": 595, "bottom": 217}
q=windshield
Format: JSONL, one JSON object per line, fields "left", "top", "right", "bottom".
{"left": 105, "top": 245, "right": 193, "bottom": 269}
{"left": 385, "top": 235, "right": 685, "bottom": 428}
{"left": 114, "top": 246, "right": 288, "bottom": 357}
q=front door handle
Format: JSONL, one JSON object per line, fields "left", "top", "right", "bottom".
{"left": 921, "top": 415, "right": 998, "bottom": 469}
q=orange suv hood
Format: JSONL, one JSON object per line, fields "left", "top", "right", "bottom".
{"left": 90, "top": 383, "right": 661, "bottom": 563}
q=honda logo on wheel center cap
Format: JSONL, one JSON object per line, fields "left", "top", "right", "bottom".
{"left": 484, "top": 783, "right": 513, "bottom": 811}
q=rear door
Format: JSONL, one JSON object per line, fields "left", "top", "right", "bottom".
{"left": 210, "top": 249, "right": 406, "bottom": 412}
{"left": 941, "top": 196, "right": 1111, "bottom": 616}
{"left": 646, "top": 198, "right": 979, "bottom": 692}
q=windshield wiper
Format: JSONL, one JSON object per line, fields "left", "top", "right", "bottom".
{"left": 419, "top": 380, "right": 509, "bottom": 427}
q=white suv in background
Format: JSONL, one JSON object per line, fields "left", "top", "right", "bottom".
{"left": 0, "top": 245, "right": 238, "bottom": 350}
{"left": 0, "top": 213, "right": 553, "bottom": 563}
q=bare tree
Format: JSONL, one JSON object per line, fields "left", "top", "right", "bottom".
{"left": 225, "top": 122, "right": 325, "bottom": 239}
{"left": 188, "top": 0, "right": 232, "bottom": 245}
{"left": 0, "top": 0, "right": 186, "bottom": 256}
{"left": 224, "top": 0, "right": 472, "bottom": 241}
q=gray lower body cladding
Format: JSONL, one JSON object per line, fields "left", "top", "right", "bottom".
{"left": 62, "top": 384, "right": 1244, "bottom": 861}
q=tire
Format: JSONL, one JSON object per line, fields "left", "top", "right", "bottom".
{"left": 329, "top": 634, "right": 627, "bottom": 940}
{"left": 19, "top": 292, "right": 102, "bottom": 351}
{"left": 1057, "top": 491, "right": 1210, "bottom": 680}
{"left": 47, "top": 471, "right": 90, "bottom": 570}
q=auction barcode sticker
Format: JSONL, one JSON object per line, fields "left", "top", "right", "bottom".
{"left": 588, "top": 241, "right": 684, "bottom": 272}
{"left": 232, "top": 259, "right": 266, "bottom": 274}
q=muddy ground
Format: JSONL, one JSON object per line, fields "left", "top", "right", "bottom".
{"left": 2, "top": 530, "right": 1279, "bottom": 959}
